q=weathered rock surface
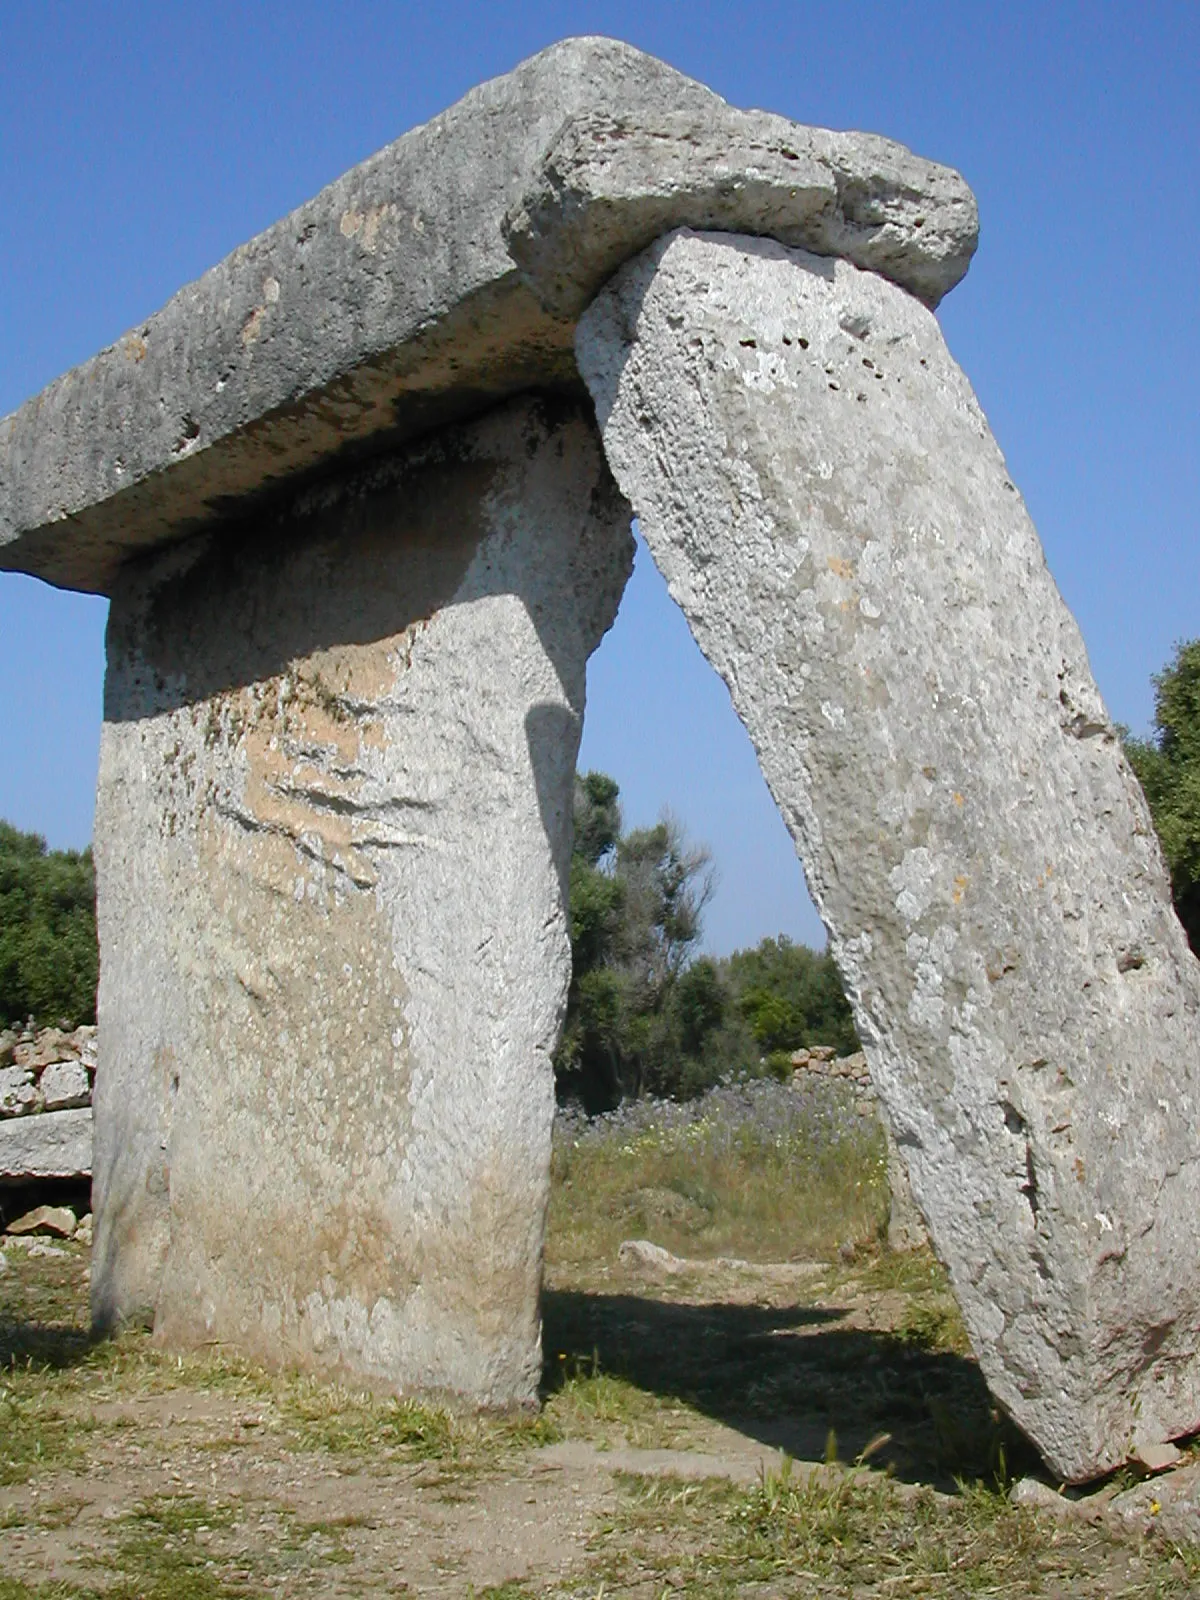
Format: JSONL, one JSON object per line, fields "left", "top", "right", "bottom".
{"left": 0, "top": 1107, "right": 92, "bottom": 1182}
{"left": 38, "top": 1060, "right": 91, "bottom": 1111}
{"left": 7, "top": 1204, "right": 78, "bottom": 1239}
{"left": 0, "top": 39, "right": 974, "bottom": 594}
{"left": 577, "top": 229, "right": 1200, "bottom": 1482}
{"left": 92, "top": 396, "right": 632, "bottom": 1402}
{"left": 503, "top": 106, "right": 976, "bottom": 318}
{"left": 0, "top": 1068, "right": 38, "bottom": 1117}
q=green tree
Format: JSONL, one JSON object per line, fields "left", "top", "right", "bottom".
{"left": 1125, "top": 639, "right": 1200, "bottom": 953}
{"left": 722, "top": 935, "right": 859, "bottom": 1059}
{"left": 0, "top": 821, "right": 98, "bottom": 1029}
{"left": 555, "top": 774, "right": 715, "bottom": 1108}
{"left": 555, "top": 772, "right": 859, "bottom": 1107}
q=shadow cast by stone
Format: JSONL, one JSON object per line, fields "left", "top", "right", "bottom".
{"left": 103, "top": 393, "right": 609, "bottom": 723}
{"left": 542, "top": 1288, "right": 1037, "bottom": 1490}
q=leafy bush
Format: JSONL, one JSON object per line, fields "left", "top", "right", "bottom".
{"left": 1124, "top": 639, "right": 1200, "bottom": 953}
{"left": 724, "top": 935, "right": 859, "bottom": 1059}
{"left": 0, "top": 821, "right": 98, "bottom": 1029}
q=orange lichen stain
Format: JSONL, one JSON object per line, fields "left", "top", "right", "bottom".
{"left": 827, "top": 555, "right": 855, "bottom": 580}
{"left": 216, "top": 635, "right": 404, "bottom": 888}
{"left": 952, "top": 792, "right": 965, "bottom": 808}
{"left": 241, "top": 305, "right": 268, "bottom": 347}
{"left": 952, "top": 874, "right": 969, "bottom": 904}
{"left": 339, "top": 204, "right": 393, "bottom": 254}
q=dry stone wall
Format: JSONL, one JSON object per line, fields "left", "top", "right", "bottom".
{"left": 0, "top": 1026, "right": 95, "bottom": 1186}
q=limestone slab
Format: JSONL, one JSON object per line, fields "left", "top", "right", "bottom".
{"left": 0, "top": 39, "right": 974, "bottom": 594}
{"left": 0, "top": 1107, "right": 92, "bottom": 1182}
{"left": 7, "top": 1204, "right": 78, "bottom": 1238}
{"left": 39, "top": 1060, "right": 91, "bottom": 1111}
{"left": 92, "top": 396, "right": 632, "bottom": 1402}
{"left": 0, "top": 1067, "right": 37, "bottom": 1117}
{"left": 577, "top": 230, "right": 1200, "bottom": 1482}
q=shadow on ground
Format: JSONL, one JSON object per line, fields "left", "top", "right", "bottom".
{"left": 2, "top": 1244, "right": 1041, "bottom": 1493}
{"left": 542, "top": 1288, "right": 1040, "bottom": 1490}
{"left": 0, "top": 1243, "right": 94, "bottom": 1371}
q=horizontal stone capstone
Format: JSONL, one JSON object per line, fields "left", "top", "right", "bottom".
{"left": 0, "top": 36, "right": 976, "bottom": 595}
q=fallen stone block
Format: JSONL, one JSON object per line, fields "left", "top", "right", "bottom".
{"left": 1107, "top": 1458, "right": 1200, "bottom": 1545}
{"left": 618, "top": 1239, "right": 685, "bottom": 1273}
{"left": 577, "top": 228, "right": 1200, "bottom": 1483}
{"left": 7, "top": 1204, "right": 77, "bottom": 1239}
{"left": 0, "top": 1106, "right": 92, "bottom": 1181}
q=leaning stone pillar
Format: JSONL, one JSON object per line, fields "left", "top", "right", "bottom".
{"left": 577, "top": 230, "right": 1200, "bottom": 1482}
{"left": 91, "top": 397, "right": 631, "bottom": 1402}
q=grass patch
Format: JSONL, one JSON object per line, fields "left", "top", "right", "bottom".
{"left": 278, "top": 1372, "right": 558, "bottom": 1468}
{"left": 541, "top": 1350, "right": 695, "bottom": 1449}
{"left": 0, "top": 1380, "right": 92, "bottom": 1485}
{"left": 279, "top": 1377, "right": 459, "bottom": 1459}
{"left": 0, "top": 1582, "right": 94, "bottom": 1599}
{"left": 548, "top": 1080, "right": 887, "bottom": 1271}
{"left": 585, "top": 1463, "right": 1200, "bottom": 1597}
{"left": 100, "top": 1493, "right": 369, "bottom": 1595}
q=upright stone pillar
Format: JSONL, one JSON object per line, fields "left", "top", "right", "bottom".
{"left": 578, "top": 230, "right": 1200, "bottom": 1481}
{"left": 92, "top": 397, "right": 632, "bottom": 1402}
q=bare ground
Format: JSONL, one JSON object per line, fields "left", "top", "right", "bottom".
{"left": 2, "top": 1237, "right": 1198, "bottom": 1598}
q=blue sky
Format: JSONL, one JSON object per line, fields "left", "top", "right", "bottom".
{"left": 1, "top": 1, "right": 1197, "bottom": 953}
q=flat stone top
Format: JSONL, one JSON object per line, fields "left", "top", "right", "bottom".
{"left": 0, "top": 36, "right": 977, "bottom": 595}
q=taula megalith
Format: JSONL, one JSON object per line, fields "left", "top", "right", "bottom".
{"left": 0, "top": 38, "right": 1197, "bottom": 1481}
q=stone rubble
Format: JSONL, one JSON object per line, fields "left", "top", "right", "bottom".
{"left": 0, "top": 1025, "right": 96, "bottom": 1189}
{"left": 0, "top": 1024, "right": 96, "bottom": 1117}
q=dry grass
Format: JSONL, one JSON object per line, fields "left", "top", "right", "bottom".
{"left": 547, "top": 1086, "right": 887, "bottom": 1273}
